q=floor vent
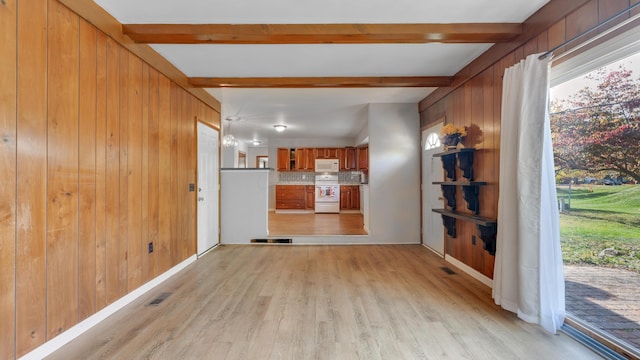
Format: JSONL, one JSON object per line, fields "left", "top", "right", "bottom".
{"left": 441, "top": 267, "right": 456, "bottom": 275}
{"left": 251, "top": 238, "right": 292, "bottom": 244}
{"left": 147, "top": 292, "right": 172, "bottom": 306}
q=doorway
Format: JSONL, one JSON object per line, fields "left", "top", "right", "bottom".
{"left": 238, "top": 151, "right": 247, "bottom": 168}
{"left": 197, "top": 123, "right": 219, "bottom": 256}
{"left": 256, "top": 155, "right": 268, "bottom": 168}
{"left": 422, "top": 121, "right": 445, "bottom": 255}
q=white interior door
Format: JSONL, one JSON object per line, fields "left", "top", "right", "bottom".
{"left": 422, "top": 122, "right": 445, "bottom": 255}
{"left": 197, "top": 123, "right": 219, "bottom": 256}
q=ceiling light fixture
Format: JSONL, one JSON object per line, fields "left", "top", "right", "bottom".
{"left": 222, "top": 117, "right": 239, "bottom": 148}
{"left": 252, "top": 140, "right": 261, "bottom": 146}
{"left": 273, "top": 124, "right": 287, "bottom": 132}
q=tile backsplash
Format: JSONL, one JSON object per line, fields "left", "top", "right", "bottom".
{"left": 278, "top": 171, "right": 315, "bottom": 183}
{"left": 278, "top": 171, "right": 363, "bottom": 184}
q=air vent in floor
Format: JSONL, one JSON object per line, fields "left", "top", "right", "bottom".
{"left": 251, "top": 238, "right": 292, "bottom": 244}
{"left": 441, "top": 267, "right": 456, "bottom": 275}
{"left": 147, "top": 292, "right": 172, "bottom": 306}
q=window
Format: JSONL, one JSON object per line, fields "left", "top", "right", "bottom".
{"left": 550, "top": 27, "right": 640, "bottom": 357}
{"left": 424, "top": 132, "right": 441, "bottom": 150}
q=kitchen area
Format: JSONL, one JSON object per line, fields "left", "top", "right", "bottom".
{"left": 272, "top": 146, "right": 370, "bottom": 235}
{"left": 220, "top": 103, "right": 421, "bottom": 246}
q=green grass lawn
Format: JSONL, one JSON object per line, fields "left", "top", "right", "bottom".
{"left": 557, "top": 184, "right": 640, "bottom": 272}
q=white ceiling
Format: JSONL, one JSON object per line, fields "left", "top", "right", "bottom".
{"left": 94, "top": 0, "right": 550, "bottom": 147}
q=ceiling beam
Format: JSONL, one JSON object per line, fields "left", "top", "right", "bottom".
{"left": 189, "top": 76, "right": 453, "bottom": 88}
{"left": 123, "top": 23, "right": 522, "bottom": 44}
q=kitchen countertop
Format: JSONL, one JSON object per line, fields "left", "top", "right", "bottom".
{"left": 276, "top": 182, "right": 314, "bottom": 185}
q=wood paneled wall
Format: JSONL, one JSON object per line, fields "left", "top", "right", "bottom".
{"left": 419, "top": 0, "right": 639, "bottom": 279}
{"left": 0, "top": 0, "right": 220, "bottom": 358}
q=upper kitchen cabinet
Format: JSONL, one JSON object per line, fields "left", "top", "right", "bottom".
{"left": 295, "top": 148, "right": 315, "bottom": 171}
{"left": 277, "top": 148, "right": 293, "bottom": 171}
{"left": 316, "top": 148, "right": 339, "bottom": 159}
{"left": 339, "top": 147, "right": 357, "bottom": 170}
{"left": 357, "top": 145, "right": 369, "bottom": 171}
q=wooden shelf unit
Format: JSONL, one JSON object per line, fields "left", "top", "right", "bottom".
{"left": 432, "top": 148, "right": 497, "bottom": 255}
{"left": 433, "top": 148, "right": 475, "bottom": 181}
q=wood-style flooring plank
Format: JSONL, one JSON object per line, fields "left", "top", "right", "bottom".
{"left": 47, "top": 245, "right": 599, "bottom": 360}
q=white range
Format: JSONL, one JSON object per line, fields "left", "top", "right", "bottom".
{"left": 314, "top": 173, "right": 340, "bottom": 213}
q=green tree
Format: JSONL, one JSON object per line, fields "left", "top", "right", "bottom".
{"left": 550, "top": 66, "right": 640, "bottom": 183}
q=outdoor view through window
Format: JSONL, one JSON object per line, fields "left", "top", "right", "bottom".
{"left": 550, "top": 51, "right": 640, "bottom": 354}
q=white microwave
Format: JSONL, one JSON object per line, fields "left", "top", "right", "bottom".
{"left": 315, "top": 159, "right": 339, "bottom": 172}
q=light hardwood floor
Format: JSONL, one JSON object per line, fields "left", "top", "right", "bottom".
{"left": 46, "top": 245, "right": 599, "bottom": 359}
{"left": 269, "top": 212, "right": 368, "bottom": 236}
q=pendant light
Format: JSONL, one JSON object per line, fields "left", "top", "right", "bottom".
{"left": 223, "top": 117, "right": 239, "bottom": 147}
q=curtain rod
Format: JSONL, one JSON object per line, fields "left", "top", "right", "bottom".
{"left": 539, "top": 2, "right": 640, "bottom": 60}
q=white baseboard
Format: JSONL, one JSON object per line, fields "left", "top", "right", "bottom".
{"left": 444, "top": 254, "right": 493, "bottom": 289}
{"left": 20, "top": 254, "right": 198, "bottom": 360}
{"left": 421, "top": 243, "right": 445, "bottom": 258}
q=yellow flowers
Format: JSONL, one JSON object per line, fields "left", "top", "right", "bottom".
{"left": 441, "top": 124, "right": 467, "bottom": 138}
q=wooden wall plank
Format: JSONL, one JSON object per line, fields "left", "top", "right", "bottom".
{"left": 141, "top": 62, "right": 150, "bottom": 282}
{"left": 95, "top": 30, "right": 108, "bottom": 311}
{"left": 178, "top": 92, "right": 187, "bottom": 261}
{"left": 104, "top": 37, "right": 120, "bottom": 305}
{"left": 0, "top": 0, "right": 17, "bottom": 358}
{"left": 566, "top": 0, "right": 599, "bottom": 44}
{"left": 78, "top": 18, "right": 97, "bottom": 322}
{"left": 46, "top": 0, "right": 80, "bottom": 339}
{"left": 522, "top": 37, "right": 538, "bottom": 58}
{"left": 537, "top": 30, "right": 549, "bottom": 52}
{"left": 118, "top": 47, "right": 129, "bottom": 296}
{"left": 157, "top": 74, "right": 172, "bottom": 274}
{"left": 469, "top": 76, "right": 484, "bottom": 273}
{"left": 170, "top": 84, "right": 180, "bottom": 265}
{"left": 598, "top": 0, "right": 630, "bottom": 26}
{"left": 148, "top": 68, "right": 160, "bottom": 279}
{"left": 186, "top": 97, "right": 197, "bottom": 257}
{"left": 15, "top": 0, "right": 47, "bottom": 355}
{"left": 127, "top": 53, "right": 143, "bottom": 291}
{"left": 481, "top": 66, "right": 496, "bottom": 278}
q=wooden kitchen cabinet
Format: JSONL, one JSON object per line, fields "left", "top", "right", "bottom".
{"left": 357, "top": 145, "right": 368, "bottom": 171}
{"left": 276, "top": 185, "right": 306, "bottom": 209}
{"left": 277, "top": 148, "right": 292, "bottom": 171}
{"left": 295, "top": 148, "right": 315, "bottom": 171}
{"left": 305, "top": 185, "right": 315, "bottom": 209}
{"left": 340, "top": 185, "right": 360, "bottom": 210}
{"left": 316, "top": 148, "right": 338, "bottom": 159}
{"left": 342, "top": 147, "right": 356, "bottom": 170}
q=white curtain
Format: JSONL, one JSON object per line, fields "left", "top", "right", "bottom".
{"left": 492, "top": 53, "right": 565, "bottom": 334}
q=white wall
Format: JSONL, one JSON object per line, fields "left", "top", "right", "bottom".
{"left": 221, "top": 143, "right": 248, "bottom": 168}
{"left": 367, "top": 103, "right": 421, "bottom": 244}
{"left": 247, "top": 146, "right": 268, "bottom": 168}
{"left": 355, "top": 105, "right": 370, "bottom": 145}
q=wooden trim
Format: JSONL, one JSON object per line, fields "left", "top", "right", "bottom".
{"left": 122, "top": 23, "right": 522, "bottom": 44}
{"left": 189, "top": 76, "right": 453, "bottom": 88}
{"left": 419, "top": 0, "right": 592, "bottom": 111}
{"left": 56, "top": 0, "right": 222, "bottom": 113}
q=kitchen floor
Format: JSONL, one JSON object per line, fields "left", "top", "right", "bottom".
{"left": 269, "top": 212, "right": 367, "bottom": 235}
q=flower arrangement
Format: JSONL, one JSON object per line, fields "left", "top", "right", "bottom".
{"left": 440, "top": 124, "right": 467, "bottom": 148}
